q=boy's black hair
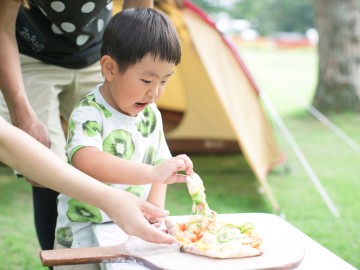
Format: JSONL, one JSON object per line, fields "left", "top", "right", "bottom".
{"left": 101, "top": 7, "right": 181, "bottom": 73}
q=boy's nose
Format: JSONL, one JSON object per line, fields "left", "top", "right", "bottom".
{"left": 148, "top": 85, "right": 159, "bottom": 98}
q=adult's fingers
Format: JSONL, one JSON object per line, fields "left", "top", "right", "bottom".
{"left": 136, "top": 201, "right": 176, "bottom": 244}
{"left": 131, "top": 222, "right": 176, "bottom": 244}
{"left": 140, "top": 199, "right": 170, "bottom": 219}
{"left": 24, "top": 119, "right": 52, "bottom": 149}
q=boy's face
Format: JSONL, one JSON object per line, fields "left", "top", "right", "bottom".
{"left": 102, "top": 54, "right": 175, "bottom": 117}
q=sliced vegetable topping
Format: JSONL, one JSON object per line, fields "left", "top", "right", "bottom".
{"left": 238, "top": 222, "right": 254, "bottom": 234}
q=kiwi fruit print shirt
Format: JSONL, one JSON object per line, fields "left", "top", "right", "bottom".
{"left": 16, "top": 0, "right": 112, "bottom": 68}
{"left": 55, "top": 84, "right": 172, "bottom": 248}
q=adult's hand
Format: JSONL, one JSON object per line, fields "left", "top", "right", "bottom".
{"left": 104, "top": 190, "right": 176, "bottom": 244}
{"left": 122, "top": 0, "right": 154, "bottom": 9}
{"left": 16, "top": 111, "right": 51, "bottom": 187}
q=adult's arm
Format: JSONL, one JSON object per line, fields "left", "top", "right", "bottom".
{"left": 0, "top": 117, "right": 175, "bottom": 244}
{"left": 0, "top": 0, "right": 50, "bottom": 148}
{"left": 122, "top": 0, "right": 154, "bottom": 9}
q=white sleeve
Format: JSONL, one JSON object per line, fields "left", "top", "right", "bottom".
{"left": 66, "top": 105, "right": 104, "bottom": 163}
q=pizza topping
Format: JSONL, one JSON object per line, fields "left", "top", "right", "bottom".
{"left": 179, "top": 223, "right": 187, "bottom": 232}
{"left": 217, "top": 225, "right": 235, "bottom": 243}
{"left": 238, "top": 222, "right": 254, "bottom": 234}
{"left": 186, "top": 220, "right": 202, "bottom": 233}
{"left": 166, "top": 215, "right": 264, "bottom": 258}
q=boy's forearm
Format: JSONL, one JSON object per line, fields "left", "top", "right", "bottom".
{"left": 147, "top": 184, "right": 167, "bottom": 209}
{"left": 72, "top": 147, "right": 157, "bottom": 185}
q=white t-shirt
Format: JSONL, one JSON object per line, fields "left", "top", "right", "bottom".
{"left": 55, "top": 84, "right": 171, "bottom": 248}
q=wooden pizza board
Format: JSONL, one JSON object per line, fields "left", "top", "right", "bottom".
{"left": 41, "top": 214, "right": 305, "bottom": 270}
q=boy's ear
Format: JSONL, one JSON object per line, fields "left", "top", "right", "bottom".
{"left": 100, "top": 55, "right": 116, "bottom": 81}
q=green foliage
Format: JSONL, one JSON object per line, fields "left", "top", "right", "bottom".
{"left": 191, "top": 0, "right": 314, "bottom": 35}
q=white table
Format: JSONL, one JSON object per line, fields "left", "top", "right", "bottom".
{"left": 92, "top": 213, "right": 357, "bottom": 270}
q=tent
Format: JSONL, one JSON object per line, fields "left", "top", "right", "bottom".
{"left": 114, "top": 1, "right": 283, "bottom": 210}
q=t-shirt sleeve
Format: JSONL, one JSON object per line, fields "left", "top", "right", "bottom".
{"left": 65, "top": 105, "right": 104, "bottom": 164}
{"left": 155, "top": 108, "right": 172, "bottom": 162}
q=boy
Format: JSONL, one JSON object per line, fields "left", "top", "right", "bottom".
{"left": 54, "top": 7, "right": 193, "bottom": 268}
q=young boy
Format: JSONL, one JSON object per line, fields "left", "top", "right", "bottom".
{"left": 54, "top": 7, "right": 193, "bottom": 267}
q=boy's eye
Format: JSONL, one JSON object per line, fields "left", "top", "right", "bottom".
{"left": 142, "top": 79, "right": 151, "bottom": 84}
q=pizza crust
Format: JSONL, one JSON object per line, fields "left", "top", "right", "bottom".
{"left": 180, "top": 242, "right": 261, "bottom": 259}
{"left": 165, "top": 217, "right": 263, "bottom": 259}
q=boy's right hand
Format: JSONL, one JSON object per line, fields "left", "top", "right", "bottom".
{"left": 152, "top": 154, "right": 194, "bottom": 184}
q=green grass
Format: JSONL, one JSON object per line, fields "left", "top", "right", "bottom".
{"left": 1, "top": 45, "right": 359, "bottom": 269}
{"left": 0, "top": 167, "right": 47, "bottom": 270}
{"left": 242, "top": 45, "right": 360, "bottom": 268}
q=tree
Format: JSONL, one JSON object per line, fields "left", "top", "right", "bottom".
{"left": 312, "top": 0, "right": 360, "bottom": 113}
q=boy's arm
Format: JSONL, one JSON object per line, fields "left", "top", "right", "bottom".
{"left": 73, "top": 147, "right": 156, "bottom": 185}
{"left": 0, "top": 117, "right": 175, "bottom": 244}
{"left": 147, "top": 184, "right": 167, "bottom": 209}
{"left": 72, "top": 146, "right": 191, "bottom": 185}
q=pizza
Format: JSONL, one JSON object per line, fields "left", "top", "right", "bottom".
{"left": 165, "top": 173, "right": 264, "bottom": 259}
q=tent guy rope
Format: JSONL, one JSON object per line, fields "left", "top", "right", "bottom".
{"left": 253, "top": 72, "right": 360, "bottom": 155}
{"left": 288, "top": 92, "right": 360, "bottom": 155}
{"left": 240, "top": 50, "right": 360, "bottom": 155}
{"left": 260, "top": 91, "right": 341, "bottom": 218}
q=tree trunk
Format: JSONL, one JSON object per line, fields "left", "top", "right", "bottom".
{"left": 312, "top": 0, "right": 360, "bottom": 113}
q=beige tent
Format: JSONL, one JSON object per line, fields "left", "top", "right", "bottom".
{"left": 115, "top": 1, "right": 283, "bottom": 210}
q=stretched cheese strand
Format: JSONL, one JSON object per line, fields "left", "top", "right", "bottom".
{"left": 186, "top": 173, "right": 216, "bottom": 218}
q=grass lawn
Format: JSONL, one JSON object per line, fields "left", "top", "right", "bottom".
{"left": 0, "top": 168, "right": 45, "bottom": 269}
{"left": 1, "top": 44, "right": 359, "bottom": 269}
{"left": 244, "top": 44, "right": 359, "bottom": 268}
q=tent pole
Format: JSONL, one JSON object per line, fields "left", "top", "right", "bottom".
{"left": 260, "top": 92, "right": 340, "bottom": 218}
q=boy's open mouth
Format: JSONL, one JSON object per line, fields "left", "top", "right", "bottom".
{"left": 135, "top": 102, "right": 148, "bottom": 108}
{"left": 136, "top": 99, "right": 154, "bottom": 107}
